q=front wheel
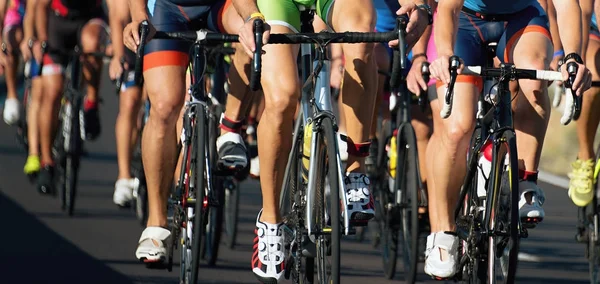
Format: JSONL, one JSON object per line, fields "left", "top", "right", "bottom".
{"left": 487, "top": 131, "right": 520, "bottom": 284}
{"left": 224, "top": 178, "right": 239, "bottom": 249}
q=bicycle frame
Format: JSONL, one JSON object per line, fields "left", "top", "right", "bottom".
{"left": 286, "top": 6, "right": 350, "bottom": 237}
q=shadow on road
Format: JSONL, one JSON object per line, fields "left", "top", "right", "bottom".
{"left": 0, "top": 190, "right": 133, "bottom": 284}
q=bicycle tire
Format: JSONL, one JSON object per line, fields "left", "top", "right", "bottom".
{"left": 65, "top": 96, "right": 82, "bottom": 216}
{"left": 224, "top": 178, "right": 239, "bottom": 249}
{"left": 17, "top": 82, "right": 30, "bottom": 150}
{"left": 314, "top": 117, "right": 341, "bottom": 284}
{"left": 202, "top": 105, "right": 224, "bottom": 266}
{"left": 190, "top": 106, "right": 207, "bottom": 284}
{"left": 487, "top": 130, "right": 519, "bottom": 284}
{"left": 396, "top": 123, "right": 419, "bottom": 283}
{"left": 380, "top": 185, "right": 398, "bottom": 279}
{"left": 586, "top": 150, "right": 600, "bottom": 284}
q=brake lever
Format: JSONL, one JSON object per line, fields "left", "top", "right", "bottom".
{"left": 419, "top": 62, "right": 430, "bottom": 112}
{"left": 566, "top": 62, "right": 582, "bottom": 120}
{"left": 440, "top": 55, "right": 460, "bottom": 118}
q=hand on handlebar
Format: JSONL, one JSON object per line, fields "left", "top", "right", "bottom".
{"left": 430, "top": 54, "right": 463, "bottom": 85}
{"left": 124, "top": 16, "right": 156, "bottom": 53}
{"left": 109, "top": 56, "right": 125, "bottom": 81}
{"left": 388, "top": 4, "right": 429, "bottom": 49}
{"left": 560, "top": 60, "right": 591, "bottom": 96}
{"left": 238, "top": 17, "right": 270, "bottom": 58}
{"left": 406, "top": 56, "right": 428, "bottom": 95}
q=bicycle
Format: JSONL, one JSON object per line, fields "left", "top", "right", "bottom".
{"left": 114, "top": 58, "right": 149, "bottom": 225}
{"left": 135, "top": 21, "right": 247, "bottom": 283}
{"left": 373, "top": 55, "right": 430, "bottom": 282}
{"left": 262, "top": 9, "right": 403, "bottom": 283}
{"left": 443, "top": 54, "right": 580, "bottom": 283}
{"left": 39, "top": 43, "right": 109, "bottom": 216}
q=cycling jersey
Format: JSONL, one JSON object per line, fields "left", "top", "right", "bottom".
{"left": 3, "top": 0, "right": 25, "bottom": 31}
{"left": 463, "top": 0, "right": 536, "bottom": 15}
{"left": 258, "top": 0, "right": 334, "bottom": 32}
{"left": 449, "top": 3, "right": 550, "bottom": 88}
{"left": 144, "top": 0, "right": 226, "bottom": 71}
{"left": 51, "top": 0, "right": 102, "bottom": 19}
{"left": 591, "top": 13, "right": 599, "bottom": 42}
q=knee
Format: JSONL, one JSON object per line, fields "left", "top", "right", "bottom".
{"left": 42, "top": 80, "right": 63, "bottom": 103}
{"left": 442, "top": 120, "right": 474, "bottom": 150}
{"left": 149, "top": 97, "right": 182, "bottom": 128}
{"left": 411, "top": 118, "right": 431, "bottom": 142}
{"left": 119, "top": 91, "right": 142, "bottom": 116}
{"left": 262, "top": 78, "right": 299, "bottom": 122}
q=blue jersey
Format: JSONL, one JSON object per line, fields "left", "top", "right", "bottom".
{"left": 374, "top": 0, "right": 399, "bottom": 32}
{"left": 463, "top": 0, "right": 536, "bottom": 15}
{"left": 593, "top": 13, "right": 598, "bottom": 31}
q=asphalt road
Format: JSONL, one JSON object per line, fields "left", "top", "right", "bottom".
{"left": 0, "top": 69, "right": 592, "bottom": 284}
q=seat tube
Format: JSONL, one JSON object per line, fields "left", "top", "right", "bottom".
{"left": 299, "top": 8, "right": 314, "bottom": 124}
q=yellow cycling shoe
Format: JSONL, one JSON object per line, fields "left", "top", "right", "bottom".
{"left": 568, "top": 158, "right": 595, "bottom": 207}
{"left": 23, "top": 155, "right": 41, "bottom": 176}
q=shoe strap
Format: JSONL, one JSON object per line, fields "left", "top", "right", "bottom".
{"left": 519, "top": 180, "right": 546, "bottom": 205}
{"left": 139, "top": 227, "right": 171, "bottom": 243}
{"left": 431, "top": 231, "right": 458, "bottom": 252}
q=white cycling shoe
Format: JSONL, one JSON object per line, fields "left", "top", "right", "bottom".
{"left": 518, "top": 180, "right": 545, "bottom": 225}
{"left": 135, "top": 227, "right": 170, "bottom": 263}
{"left": 252, "top": 210, "right": 286, "bottom": 284}
{"left": 113, "top": 178, "right": 139, "bottom": 207}
{"left": 424, "top": 231, "right": 459, "bottom": 279}
{"left": 3, "top": 98, "right": 20, "bottom": 125}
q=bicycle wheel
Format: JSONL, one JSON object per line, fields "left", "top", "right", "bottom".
{"left": 17, "top": 80, "right": 30, "bottom": 150}
{"left": 63, "top": 97, "right": 82, "bottom": 216}
{"left": 588, "top": 207, "right": 599, "bottom": 284}
{"left": 487, "top": 130, "right": 519, "bottom": 284}
{"left": 190, "top": 106, "right": 207, "bottom": 284}
{"left": 395, "top": 123, "right": 419, "bottom": 283}
{"left": 224, "top": 178, "right": 239, "bottom": 249}
{"left": 314, "top": 117, "right": 340, "bottom": 284}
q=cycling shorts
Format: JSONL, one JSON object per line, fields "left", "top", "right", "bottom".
{"left": 144, "top": 0, "right": 226, "bottom": 72}
{"left": 4, "top": 0, "right": 25, "bottom": 33}
{"left": 449, "top": 4, "right": 550, "bottom": 88}
{"left": 258, "top": 0, "right": 334, "bottom": 32}
{"left": 592, "top": 14, "right": 600, "bottom": 42}
{"left": 24, "top": 59, "right": 41, "bottom": 79}
{"left": 43, "top": 12, "right": 106, "bottom": 76}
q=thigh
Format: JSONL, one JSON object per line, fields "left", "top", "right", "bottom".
{"left": 497, "top": 4, "right": 551, "bottom": 64}
{"left": 588, "top": 29, "right": 600, "bottom": 81}
{"left": 330, "top": 0, "right": 375, "bottom": 32}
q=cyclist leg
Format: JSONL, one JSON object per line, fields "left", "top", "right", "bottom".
{"left": 24, "top": 61, "right": 43, "bottom": 176}
{"left": 569, "top": 21, "right": 600, "bottom": 206}
{"left": 216, "top": 5, "right": 252, "bottom": 173}
{"left": 424, "top": 13, "right": 490, "bottom": 279}
{"left": 500, "top": 5, "right": 552, "bottom": 221}
{"left": 2, "top": 3, "right": 23, "bottom": 125}
{"left": 115, "top": 55, "right": 142, "bottom": 207}
{"left": 329, "top": 0, "right": 377, "bottom": 223}
{"left": 37, "top": 10, "right": 83, "bottom": 194}
{"left": 79, "top": 18, "right": 107, "bottom": 141}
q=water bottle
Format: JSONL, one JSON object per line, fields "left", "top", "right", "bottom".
{"left": 476, "top": 140, "right": 493, "bottom": 198}
{"left": 302, "top": 121, "right": 313, "bottom": 181}
{"left": 387, "top": 134, "right": 397, "bottom": 192}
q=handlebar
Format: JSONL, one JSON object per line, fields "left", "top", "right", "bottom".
{"left": 441, "top": 56, "right": 581, "bottom": 125}
{"left": 114, "top": 57, "right": 127, "bottom": 94}
{"left": 390, "top": 16, "right": 408, "bottom": 89}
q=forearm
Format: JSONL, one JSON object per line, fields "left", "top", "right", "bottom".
{"left": 580, "top": 0, "right": 593, "bottom": 62}
{"left": 129, "top": 0, "right": 148, "bottom": 21}
{"left": 35, "top": 0, "right": 49, "bottom": 42}
{"left": 232, "top": 0, "right": 260, "bottom": 20}
{"left": 546, "top": 0, "right": 563, "bottom": 52}
{"left": 553, "top": 0, "right": 583, "bottom": 56}
{"left": 411, "top": 24, "right": 431, "bottom": 56}
{"left": 23, "top": 0, "right": 37, "bottom": 40}
{"left": 434, "top": 0, "right": 461, "bottom": 56}
{"left": 108, "top": 0, "right": 127, "bottom": 59}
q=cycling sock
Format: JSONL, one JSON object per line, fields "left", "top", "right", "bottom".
{"left": 247, "top": 116, "right": 256, "bottom": 125}
{"left": 519, "top": 170, "right": 538, "bottom": 183}
{"left": 84, "top": 98, "right": 98, "bottom": 111}
{"left": 344, "top": 136, "right": 371, "bottom": 157}
{"left": 220, "top": 115, "right": 243, "bottom": 133}
{"left": 41, "top": 161, "right": 54, "bottom": 168}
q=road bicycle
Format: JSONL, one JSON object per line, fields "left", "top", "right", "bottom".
{"left": 375, "top": 56, "right": 430, "bottom": 282}
{"left": 135, "top": 21, "right": 246, "bottom": 283}
{"left": 443, "top": 54, "right": 579, "bottom": 283}
{"left": 40, "top": 43, "right": 109, "bottom": 216}
{"left": 261, "top": 9, "right": 404, "bottom": 284}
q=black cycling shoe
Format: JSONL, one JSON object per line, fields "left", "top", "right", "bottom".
{"left": 365, "top": 138, "right": 378, "bottom": 177}
{"left": 83, "top": 106, "right": 101, "bottom": 141}
{"left": 216, "top": 132, "right": 248, "bottom": 174}
{"left": 37, "top": 165, "right": 55, "bottom": 195}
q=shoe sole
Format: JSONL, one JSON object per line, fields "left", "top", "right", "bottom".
{"left": 521, "top": 217, "right": 543, "bottom": 229}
